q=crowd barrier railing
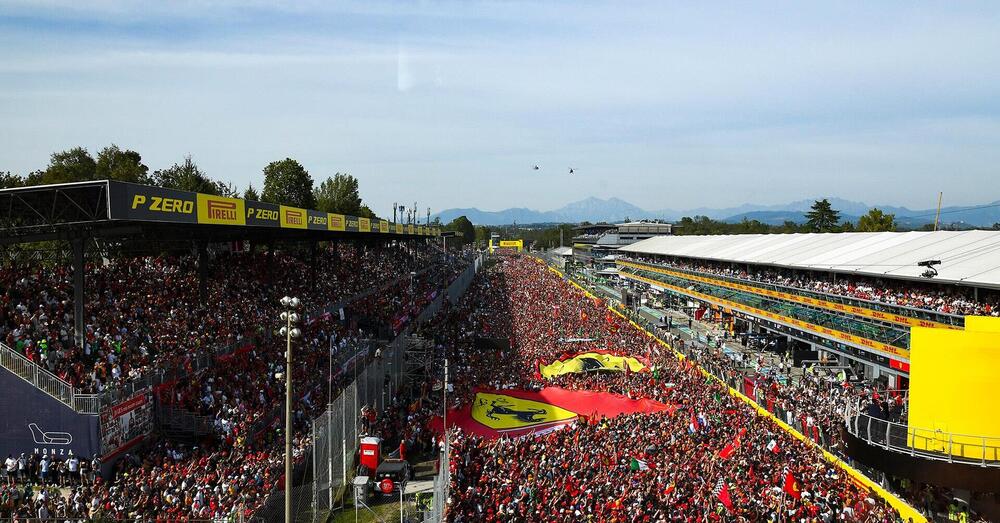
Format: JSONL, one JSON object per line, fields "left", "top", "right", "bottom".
{"left": 0, "top": 340, "right": 98, "bottom": 413}
{"left": 845, "top": 397, "right": 1000, "bottom": 467}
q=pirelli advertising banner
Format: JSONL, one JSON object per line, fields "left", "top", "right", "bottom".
{"left": 108, "top": 181, "right": 435, "bottom": 236}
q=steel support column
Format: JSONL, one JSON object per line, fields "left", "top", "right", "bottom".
{"left": 198, "top": 241, "right": 208, "bottom": 302}
{"left": 72, "top": 237, "right": 85, "bottom": 348}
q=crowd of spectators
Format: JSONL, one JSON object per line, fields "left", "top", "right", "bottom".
{"left": 414, "top": 255, "right": 913, "bottom": 521}
{"left": 0, "top": 243, "right": 441, "bottom": 393}
{"left": 0, "top": 242, "right": 470, "bottom": 520}
{"left": 621, "top": 255, "right": 999, "bottom": 317}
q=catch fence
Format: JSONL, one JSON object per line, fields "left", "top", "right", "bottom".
{"left": 310, "top": 254, "right": 482, "bottom": 522}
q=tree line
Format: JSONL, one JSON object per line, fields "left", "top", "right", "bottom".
{"left": 0, "top": 145, "right": 379, "bottom": 219}
{"left": 464, "top": 199, "right": 909, "bottom": 250}
{"left": 675, "top": 199, "right": 900, "bottom": 234}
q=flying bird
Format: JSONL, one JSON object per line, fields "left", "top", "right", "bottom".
{"left": 533, "top": 165, "right": 540, "bottom": 170}
{"left": 568, "top": 168, "right": 575, "bottom": 174}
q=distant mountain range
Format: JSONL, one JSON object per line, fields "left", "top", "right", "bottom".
{"left": 432, "top": 196, "right": 1000, "bottom": 228}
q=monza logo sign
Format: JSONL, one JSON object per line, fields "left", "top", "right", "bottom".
{"left": 28, "top": 423, "right": 77, "bottom": 456}
{"left": 28, "top": 423, "right": 72, "bottom": 445}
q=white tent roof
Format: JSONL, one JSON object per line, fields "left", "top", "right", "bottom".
{"left": 551, "top": 246, "right": 573, "bottom": 256}
{"left": 619, "top": 231, "right": 1000, "bottom": 289}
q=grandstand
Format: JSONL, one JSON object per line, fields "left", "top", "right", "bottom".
{"left": 4, "top": 183, "right": 999, "bottom": 522}
{"left": 616, "top": 231, "right": 1000, "bottom": 388}
{"left": 0, "top": 181, "right": 460, "bottom": 521}
{"left": 570, "top": 230, "right": 1000, "bottom": 520}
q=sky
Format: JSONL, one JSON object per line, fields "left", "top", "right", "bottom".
{"left": 1, "top": 1, "right": 999, "bottom": 217}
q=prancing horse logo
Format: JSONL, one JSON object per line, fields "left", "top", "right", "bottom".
{"left": 484, "top": 398, "right": 546, "bottom": 422}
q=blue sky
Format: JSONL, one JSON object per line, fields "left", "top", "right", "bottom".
{"left": 1, "top": 1, "right": 998, "bottom": 216}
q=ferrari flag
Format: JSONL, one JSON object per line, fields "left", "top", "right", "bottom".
{"left": 539, "top": 350, "right": 650, "bottom": 379}
{"left": 429, "top": 387, "right": 676, "bottom": 438}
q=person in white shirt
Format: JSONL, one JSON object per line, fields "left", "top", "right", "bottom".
{"left": 4, "top": 454, "right": 16, "bottom": 485}
{"left": 67, "top": 456, "right": 79, "bottom": 485}
{"left": 39, "top": 455, "right": 50, "bottom": 483}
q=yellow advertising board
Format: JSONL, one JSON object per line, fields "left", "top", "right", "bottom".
{"left": 358, "top": 217, "right": 371, "bottom": 232}
{"left": 279, "top": 205, "right": 308, "bottom": 229}
{"left": 196, "top": 194, "right": 246, "bottom": 226}
{"left": 379, "top": 220, "right": 389, "bottom": 233}
{"left": 908, "top": 318, "right": 1000, "bottom": 460}
{"left": 327, "top": 213, "right": 346, "bottom": 231}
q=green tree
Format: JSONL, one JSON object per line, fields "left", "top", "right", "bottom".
{"left": 314, "top": 173, "right": 362, "bottom": 215}
{"left": 153, "top": 155, "right": 222, "bottom": 195}
{"left": 261, "top": 158, "right": 315, "bottom": 208}
{"left": 444, "top": 215, "right": 475, "bottom": 245}
{"left": 804, "top": 199, "right": 841, "bottom": 232}
{"left": 856, "top": 208, "right": 897, "bottom": 232}
{"left": 358, "top": 204, "right": 378, "bottom": 220}
{"left": 244, "top": 184, "right": 260, "bottom": 201}
{"left": 95, "top": 145, "right": 150, "bottom": 183}
{"left": 777, "top": 220, "right": 801, "bottom": 233}
{"left": 33, "top": 147, "right": 97, "bottom": 185}
{"left": 0, "top": 172, "right": 24, "bottom": 189}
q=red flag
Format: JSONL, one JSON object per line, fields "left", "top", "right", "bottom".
{"left": 712, "top": 478, "right": 733, "bottom": 511}
{"left": 718, "top": 428, "right": 746, "bottom": 460}
{"left": 766, "top": 439, "right": 780, "bottom": 454}
{"left": 783, "top": 472, "right": 801, "bottom": 500}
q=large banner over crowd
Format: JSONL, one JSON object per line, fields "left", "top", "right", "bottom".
{"left": 430, "top": 387, "right": 675, "bottom": 438}
{"left": 538, "top": 350, "right": 650, "bottom": 379}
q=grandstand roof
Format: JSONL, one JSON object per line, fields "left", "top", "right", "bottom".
{"left": 619, "top": 230, "right": 1000, "bottom": 289}
{"left": 0, "top": 180, "right": 439, "bottom": 245}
